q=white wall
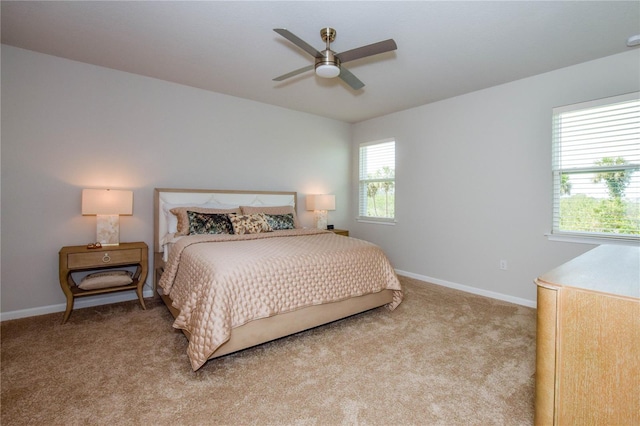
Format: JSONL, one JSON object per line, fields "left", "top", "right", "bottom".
{"left": 1, "top": 45, "right": 351, "bottom": 317}
{"left": 3, "top": 45, "right": 638, "bottom": 319}
{"left": 351, "top": 50, "right": 640, "bottom": 306}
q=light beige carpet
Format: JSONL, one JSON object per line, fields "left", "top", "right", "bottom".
{"left": 1, "top": 276, "right": 536, "bottom": 425}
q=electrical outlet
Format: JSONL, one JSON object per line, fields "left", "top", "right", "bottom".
{"left": 499, "top": 259, "right": 508, "bottom": 270}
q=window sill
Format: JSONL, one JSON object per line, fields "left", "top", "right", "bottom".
{"left": 546, "top": 232, "right": 639, "bottom": 246}
{"left": 356, "top": 218, "right": 397, "bottom": 226}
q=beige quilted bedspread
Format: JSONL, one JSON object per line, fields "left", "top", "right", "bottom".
{"left": 158, "top": 229, "right": 403, "bottom": 370}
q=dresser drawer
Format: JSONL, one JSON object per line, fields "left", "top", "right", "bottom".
{"left": 67, "top": 249, "right": 141, "bottom": 269}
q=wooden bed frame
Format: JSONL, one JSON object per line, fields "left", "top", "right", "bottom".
{"left": 153, "top": 188, "right": 394, "bottom": 360}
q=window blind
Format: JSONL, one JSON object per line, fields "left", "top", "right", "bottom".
{"left": 552, "top": 92, "right": 640, "bottom": 240}
{"left": 358, "top": 140, "right": 395, "bottom": 221}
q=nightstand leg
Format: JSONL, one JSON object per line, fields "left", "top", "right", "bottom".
{"left": 62, "top": 297, "right": 74, "bottom": 324}
{"left": 136, "top": 286, "right": 146, "bottom": 310}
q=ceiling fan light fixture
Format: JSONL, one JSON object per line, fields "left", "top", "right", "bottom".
{"left": 316, "top": 63, "right": 340, "bottom": 78}
{"left": 315, "top": 49, "right": 341, "bottom": 78}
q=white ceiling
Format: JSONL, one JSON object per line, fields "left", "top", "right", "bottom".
{"left": 2, "top": 1, "right": 639, "bottom": 123}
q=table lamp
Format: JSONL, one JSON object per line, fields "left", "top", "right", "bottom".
{"left": 82, "top": 189, "right": 133, "bottom": 246}
{"left": 306, "top": 194, "right": 335, "bottom": 230}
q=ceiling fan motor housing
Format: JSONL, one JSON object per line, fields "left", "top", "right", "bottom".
{"left": 315, "top": 28, "right": 340, "bottom": 78}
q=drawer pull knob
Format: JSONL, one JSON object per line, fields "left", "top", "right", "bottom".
{"left": 102, "top": 253, "right": 111, "bottom": 263}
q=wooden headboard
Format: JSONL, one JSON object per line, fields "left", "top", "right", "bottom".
{"left": 153, "top": 188, "right": 297, "bottom": 253}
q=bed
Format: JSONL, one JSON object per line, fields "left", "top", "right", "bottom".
{"left": 154, "top": 188, "right": 403, "bottom": 370}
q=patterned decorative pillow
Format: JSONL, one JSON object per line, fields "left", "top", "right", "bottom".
{"left": 187, "top": 211, "right": 234, "bottom": 235}
{"left": 229, "top": 213, "right": 273, "bottom": 235}
{"left": 264, "top": 213, "right": 295, "bottom": 230}
{"left": 171, "top": 206, "right": 241, "bottom": 236}
{"left": 163, "top": 202, "right": 238, "bottom": 234}
{"left": 240, "top": 205, "right": 300, "bottom": 228}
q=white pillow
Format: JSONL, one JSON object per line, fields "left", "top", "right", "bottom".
{"left": 79, "top": 271, "right": 133, "bottom": 290}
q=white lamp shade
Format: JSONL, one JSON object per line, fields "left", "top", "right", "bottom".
{"left": 306, "top": 194, "right": 336, "bottom": 211}
{"left": 82, "top": 189, "right": 133, "bottom": 215}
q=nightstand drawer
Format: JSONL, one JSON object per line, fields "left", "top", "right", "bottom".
{"left": 67, "top": 249, "right": 141, "bottom": 269}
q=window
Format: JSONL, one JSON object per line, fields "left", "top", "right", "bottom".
{"left": 358, "top": 139, "right": 395, "bottom": 222}
{"left": 552, "top": 92, "right": 639, "bottom": 243}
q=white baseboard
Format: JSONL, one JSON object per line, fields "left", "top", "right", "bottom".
{"left": 395, "top": 269, "right": 537, "bottom": 309}
{"left": 0, "top": 286, "right": 155, "bottom": 322}
{"left": 1, "top": 272, "right": 536, "bottom": 322}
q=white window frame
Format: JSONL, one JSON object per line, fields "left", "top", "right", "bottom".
{"left": 549, "top": 92, "right": 640, "bottom": 245}
{"left": 357, "top": 138, "right": 396, "bottom": 224}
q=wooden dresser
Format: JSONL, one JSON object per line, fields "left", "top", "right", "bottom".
{"left": 534, "top": 245, "right": 639, "bottom": 425}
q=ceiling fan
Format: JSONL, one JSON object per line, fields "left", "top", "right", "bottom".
{"left": 273, "top": 27, "right": 397, "bottom": 90}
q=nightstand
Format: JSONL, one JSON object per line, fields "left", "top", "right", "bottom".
{"left": 330, "top": 229, "right": 349, "bottom": 236}
{"left": 58, "top": 242, "right": 148, "bottom": 324}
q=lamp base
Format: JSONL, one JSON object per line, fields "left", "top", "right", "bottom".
{"left": 96, "top": 214, "right": 120, "bottom": 246}
{"left": 314, "top": 210, "right": 328, "bottom": 230}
